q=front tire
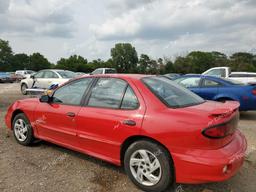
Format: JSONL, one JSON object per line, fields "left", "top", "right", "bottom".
{"left": 12, "top": 113, "right": 34, "bottom": 146}
{"left": 124, "top": 140, "right": 174, "bottom": 192}
{"left": 21, "top": 83, "right": 28, "bottom": 95}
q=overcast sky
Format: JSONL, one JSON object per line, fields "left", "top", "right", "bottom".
{"left": 0, "top": 0, "right": 256, "bottom": 63}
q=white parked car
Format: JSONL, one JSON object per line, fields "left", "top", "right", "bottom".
{"left": 202, "top": 67, "right": 256, "bottom": 84}
{"left": 20, "top": 69, "right": 77, "bottom": 95}
{"left": 15, "top": 70, "right": 35, "bottom": 78}
{"left": 91, "top": 68, "right": 117, "bottom": 75}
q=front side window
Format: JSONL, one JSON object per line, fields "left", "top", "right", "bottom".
{"left": 176, "top": 77, "right": 201, "bottom": 88}
{"left": 53, "top": 78, "right": 93, "bottom": 105}
{"left": 202, "top": 79, "right": 222, "bottom": 87}
{"left": 143, "top": 77, "right": 204, "bottom": 108}
{"left": 88, "top": 78, "right": 127, "bottom": 109}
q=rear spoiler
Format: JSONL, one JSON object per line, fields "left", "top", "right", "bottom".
{"left": 210, "top": 101, "right": 240, "bottom": 117}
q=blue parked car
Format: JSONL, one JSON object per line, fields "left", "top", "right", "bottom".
{"left": 174, "top": 75, "right": 256, "bottom": 111}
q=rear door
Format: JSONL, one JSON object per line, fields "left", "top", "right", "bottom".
{"left": 76, "top": 77, "right": 146, "bottom": 162}
{"left": 34, "top": 78, "right": 94, "bottom": 147}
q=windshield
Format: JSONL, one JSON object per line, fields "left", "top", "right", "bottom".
{"left": 57, "top": 71, "right": 77, "bottom": 79}
{"left": 105, "top": 69, "right": 117, "bottom": 74}
{"left": 142, "top": 76, "right": 205, "bottom": 108}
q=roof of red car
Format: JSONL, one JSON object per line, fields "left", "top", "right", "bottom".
{"left": 82, "top": 74, "right": 151, "bottom": 80}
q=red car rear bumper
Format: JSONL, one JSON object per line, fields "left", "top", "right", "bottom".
{"left": 172, "top": 131, "right": 247, "bottom": 184}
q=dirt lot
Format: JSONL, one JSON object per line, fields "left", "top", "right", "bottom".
{"left": 0, "top": 83, "right": 256, "bottom": 192}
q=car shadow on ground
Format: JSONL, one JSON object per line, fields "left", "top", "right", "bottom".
{"left": 31, "top": 140, "right": 237, "bottom": 192}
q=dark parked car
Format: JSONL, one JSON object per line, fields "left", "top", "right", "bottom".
{"left": 0, "top": 72, "right": 15, "bottom": 83}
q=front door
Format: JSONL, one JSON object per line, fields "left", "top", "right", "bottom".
{"left": 34, "top": 78, "right": 94, "bottom": 147}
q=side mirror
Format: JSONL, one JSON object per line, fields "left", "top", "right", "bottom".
{"left": 39, "top": 95, "right": 51, "bottom": 103}
{"left": 31, "top": 75, "right": 35, "bottom": 79}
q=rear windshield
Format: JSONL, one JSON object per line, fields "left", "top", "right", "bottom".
{"left": 58, "top": 71, "right": 77, "bottom": 79}
{"left": 142, "top": 76, "right": 205, "bottom": 108}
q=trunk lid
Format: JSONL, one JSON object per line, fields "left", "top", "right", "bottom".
{"left": 183, "top": 100, "right": 240, "bottom": 149}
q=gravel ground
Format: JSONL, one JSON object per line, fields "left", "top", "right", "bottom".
{"left": 0, "top": 83, "right": 255, "bottom": 192}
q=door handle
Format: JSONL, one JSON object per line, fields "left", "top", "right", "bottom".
{"left": 66, "top": 112, "right": 75, "bottom": 117}
{"left": 123, "top": 120, "right": 136, "bottom": 126}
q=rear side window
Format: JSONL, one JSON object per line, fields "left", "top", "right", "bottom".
{"left": 44, "top": 71, "right": 59, "bottom": 78}
{"left": 88, "top": 78, "right": 127, "bottom": 109}
{"left": 121, "top": 86, "right": 139, "bottom": 110}
{"left": 105, "top": 69, "right": 117, "bottom": 74}
{"left": 34, "top": 71, "right": 45, "bottom": 78}
{"left": 202, "top": 79, "right": 222, "bottom": 87}
{"left": 92, "top": 69, "right": 103, "bottom": 75}
{"left": 176, "top": 77, "right": 201, "bottom": 88}
{"left": 143, "top": 77, "right": 204, "bottom": 108}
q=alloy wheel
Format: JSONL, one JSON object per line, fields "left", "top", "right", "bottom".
{"left": 129, "top": 149, "right": 162, "bottom": 186}
{"left": 14, "top": 119, "right": 28, "bottom": 142}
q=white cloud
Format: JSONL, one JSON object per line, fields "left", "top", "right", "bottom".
{"left": 0, "top": 0, "right": 255, "bottom": 63}
{"left": 92, "top": 0, "right": 256, "bottom": 41}
{"left": 0, "top": 0, "right": 75, "bottom": 37}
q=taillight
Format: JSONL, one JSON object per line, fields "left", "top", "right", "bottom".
{"left": 202, "top": 117, "right": 238, "bottom": 139}
{"left": 252, "top": 89, "right": 256, "bottom": 95}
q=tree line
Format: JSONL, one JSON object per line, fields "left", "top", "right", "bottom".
{"left": 1, "top": 38, "right": 256, "bottom": 74}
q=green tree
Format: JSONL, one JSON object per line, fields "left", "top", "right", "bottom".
{"left": 111, "top": 43, "right": 138, "bottom": 73}
{"left": 0, "top": 39, "right": 13, "bottom": 71}
{"left": 138, "top": 54, "right": 151, "bottom": 73}
{"left": 56, "top": 55, "right": 88, "bottom": 72}
{"left": 29, "top": 53, "right": 52, "bottom": 71}
{"left": 164, "top": 60, "right": 175, "bottom": 73}
{"left": 173, "top": 56, "right": 192, "bottom": 74}
{"left": 187, "top": 51, "right": 215, "bottom": 73}
{"left": 158, "top": 58, "right": 165, "bottom": 74}
{"left": 147, "top": 59, "right": 159, "bottom": 74}
{"left": 10, "top": 53, "right": 30, "bottom": 71}
{"left": 229, "top": 52, "right": 255, "bottom": 71}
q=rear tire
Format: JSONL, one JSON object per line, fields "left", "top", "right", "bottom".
{"left": 12, "top": 113, "right": 34, "bottom": 146}
{"left": 124, "top": 140, "right": 174, "bottom": 192}
{"left": 21, "top": 83, "right": 28, "bottom": 95}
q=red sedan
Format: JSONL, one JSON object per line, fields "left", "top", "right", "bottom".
{"left": 5, "top": 74, "right": 247, "bottom": 192}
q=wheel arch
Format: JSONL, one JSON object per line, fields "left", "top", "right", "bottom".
{"left": 21, "top": 82, "right": 28, "bottom": 87}
{"left": 214, "top": 94, "right": 237, "bottom": 101}
{"left": 120, "top": 135, "right": 174, "bottom": 166}
{"left": 11, "top": 109, "right": 25, "bottom": 129}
